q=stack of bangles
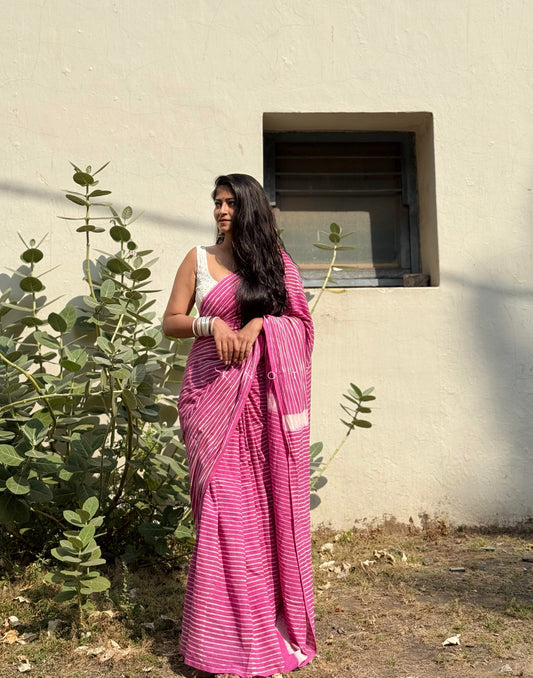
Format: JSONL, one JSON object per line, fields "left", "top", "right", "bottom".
{"left": 191, "top": 315, "right": 218, "bottom": 337}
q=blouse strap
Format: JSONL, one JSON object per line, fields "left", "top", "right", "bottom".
{"left": 196, "top": 245, "right": 208, "bottom": 276}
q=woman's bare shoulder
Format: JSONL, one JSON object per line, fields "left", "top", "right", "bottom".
{"left": 177, "top": 247, "right": 198, "bottom": 273}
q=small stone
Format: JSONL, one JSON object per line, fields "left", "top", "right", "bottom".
{"left": 442, "top": 634, "right": 461, "bottom": 646}
{"left": 499, "top": 664, "right": 513, "bottom": 674}
{"left": 320, "top": 542, "right": 334, "bottom": 555}
{"left": 47, "top": 620, "right": 60, "bottom": 636}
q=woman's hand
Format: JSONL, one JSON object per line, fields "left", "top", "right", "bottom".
{"left": 212, "top": 317, "right": 239, "bottom": 365}
{"left": 234, "top": 317, "right": 263, "bottom": 363}
{"left": 212, "top": 317, "right": 263, "bottom": 365}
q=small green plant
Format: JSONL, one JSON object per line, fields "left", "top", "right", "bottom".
{"left": 310, "top": 384, "right": 375, "bottom": 495}
{"left": 45, "top": 496, "right": 110, "bottom": 621}
{"left": 309, "top": 222, "right": 355, "bottom": 314}
{"left": 307, "top": 223, "right": 376, "bottom": 507}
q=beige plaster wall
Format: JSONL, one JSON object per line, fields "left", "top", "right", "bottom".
{"left": 2, "top": 0, "right": 533, "bottom": 527}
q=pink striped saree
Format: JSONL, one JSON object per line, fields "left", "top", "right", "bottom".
{"left": 178, "top": 251, "right": 316, "bottom": 677}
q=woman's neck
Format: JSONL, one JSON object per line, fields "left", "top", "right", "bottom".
{"left": 219, "top": 234, "right": 233, "bottom": 250}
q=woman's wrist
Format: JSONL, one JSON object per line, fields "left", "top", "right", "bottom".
{"left": 192, "top": 315, "right": 219, "bottom": 337}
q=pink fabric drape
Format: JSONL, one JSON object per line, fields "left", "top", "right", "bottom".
{"left": 178, "top": 252, "right": 315, "bottom": 677}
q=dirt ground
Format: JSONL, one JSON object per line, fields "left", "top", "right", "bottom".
{"left": 1, "top": 523, "right": 533, "bottom": 678}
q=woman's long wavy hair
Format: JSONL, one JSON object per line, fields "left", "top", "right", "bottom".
{"left": 212, "top": 174, "right": 287, "bottom": 326}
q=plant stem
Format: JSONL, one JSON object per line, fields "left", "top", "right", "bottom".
{"left": 0, "top": 392, "right": 94, "bottom": 416}
{"left": 0, "top": 352, "right": 57, "bottom": 428}
{"left": 84, "top": 187, "right": 96, "bottom": 299}
{"left": 310, "top": 427, "right": 351, "bottom": 491}
{"left": 30, "top": 506, "right": 64, "bottom": 527}
{"left": 310, "top": 246, "right": 337, "bottom": 316}
{"left": 104, "top": 407, "right": 134, "bottom": 519}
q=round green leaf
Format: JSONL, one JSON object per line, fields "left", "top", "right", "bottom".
{"left": 6, "top": 475, "right": 31, "bottom": 495}
{"left": 63, "top": 510, "right": 83, "bottom": 526}
{"left": 66, "top": 194, "right": 88, "bottom": 206}
{"left": 330, "top": 222, "right": 341, "bottom": 234}
{"left": 0, "top": 494, "right": 30, "bottom": 524}
{"left": 68, "top": 535, "right": 84, "bottom": 549}
{"left": 48, "top": 312, "right": 68, "bottom": 333}
{"left": 130, "top": 267, "right": 150, "bottom": 282}
{"left": 20, "top": 316, "right": 44, "bottom": 327}
{"left": 121, "top": 206, "right": 133, "bottom": 220}
{"left": 328, "top": 232, "right": 340, "bottom": 244}
{"left": 125, "top": 290, "right": 142, "bottom": 300}
{"left": 79, "top": 524, "right": 96, "bottom": 546}
{"left": 99, "top": 279, "right": 115, "bottom": 300}
{"left": 76, "top": 224, "right": 96, "bottom": 233}
{"left": 0, "top": 445, "right": 24, "bottom": 467}
{"left": 34, "top": 331, "right": 60, "bottom": 350}
{"left": 127, "top": 241, "right": 137, "bottom": 250}
{"left": 54, "top": 590, "right": 77, "bottom": 603}
{"left": 73, "top": 171, "right": 94, "bottom": 186}
{"left": 109, "top": 226, "right": 131, "bottom": 242}
{"left": 121, "top": 389, "right": 137, "bottom": 410}
{"left": 28, "top": 478, "right": 54, "bottom": 503}
{"left": 309, "top": 442, "right": 324, "bottom": 458}
{"left": 20, "top": 276, "right": 44, "bottom": 293}
{"left": 0, "top": 432, "right": 15, "bottom": 443}
{"left": 139, "top": 335, "right": 157, "bottom": 349}
{"left": 80, "top": 576, "right": 110, "bottom": 592}
{"left": 22, "top": 421, "right": 46, "bottom": 445}
{"left": 354, "top": 419, "right": 372, "bottom": 428}
{"left": 96, "top": 336, "right": 114, "bottom": 354}
{"left": 83, "top": 496, "right": 99, "bottom": 519}
{"left": 82, "top": 295, "right": 99, "bottom": 309}
{"left": 107, "top": 257, "right": 132, "bottom": 274}
{"left": 174, "top": 524, "right": 193, "bottom": 540}
{"left": 21, "top": 248, "right": 44, "bottom": 264}
{"left": 60, "top": 305, "right": 77, "bottom": 331}
{"left": 80, "top": 558, "right": 106, "bottom": 568}
{"left": 60, "top": 359, "right": 82, "bottom": 372}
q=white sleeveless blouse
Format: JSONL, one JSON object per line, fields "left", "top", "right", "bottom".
{"left": 195, "top": 245, "right": 219, "bottom": 310}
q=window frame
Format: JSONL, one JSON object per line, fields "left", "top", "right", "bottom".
{"left": 263, "top": 131, "right": 421, "bottom": 287}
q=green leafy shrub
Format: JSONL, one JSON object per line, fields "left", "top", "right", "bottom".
{"left": 45, "top": 496, "right": 110, "bottom": 620}
{"left": 0, "top": 162, "right": 192, "bottom": 565}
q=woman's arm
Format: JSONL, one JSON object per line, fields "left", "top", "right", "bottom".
{"left": 162, "top": 249, "right": 241, "bottom": 361}
{"left": 162, "top": 248, "right": 197, "bottom": 338}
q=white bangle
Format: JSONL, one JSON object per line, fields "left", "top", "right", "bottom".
{"left": 193, "top": 316, "right": 215, "bottom": 337}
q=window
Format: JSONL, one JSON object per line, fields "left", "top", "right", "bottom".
{"left": 264, "top": 131, "right": 423, "bottom": 287}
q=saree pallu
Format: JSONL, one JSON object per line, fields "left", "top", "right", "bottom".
{"left": 178, "top": 252, "right": 316, "bottom": 678}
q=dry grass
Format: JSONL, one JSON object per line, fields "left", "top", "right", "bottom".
{"left": 1, "top": 521, "right": 533, "bottom": 677}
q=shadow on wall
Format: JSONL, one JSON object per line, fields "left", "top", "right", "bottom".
{"left": 443, "top": 267, "right": 533, "bottom": 522}
{"left": 0, "top": 179, "right": 193, "bottom": 229}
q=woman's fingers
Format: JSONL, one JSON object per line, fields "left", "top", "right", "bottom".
{"left": 235, "top": 338, "right": 252, "bottom": 363}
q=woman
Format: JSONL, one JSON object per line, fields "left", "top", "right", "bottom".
{"left": 162, "top": 174, "right": 316, "bottom": 678}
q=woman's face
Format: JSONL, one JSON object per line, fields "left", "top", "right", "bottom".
{"left": 213, "top": 186, "right": 235, "bottom": 237}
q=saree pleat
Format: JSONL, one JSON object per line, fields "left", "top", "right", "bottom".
{"left": 178, "top": 252, "right": 315, "bottom": 677}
